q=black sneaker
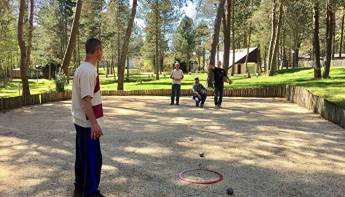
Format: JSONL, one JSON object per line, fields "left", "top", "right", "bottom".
{"left": 200, "top": 104, "right": 204, "bottom": 108}
{"left": 73, "top": 189, "right": 83, "bottom": 197}
{"left": 170, "top": 102, "right": 174, "bottom": 105}
{"left": 88, "top": 191, "right": 105, "bottom": 197}
{"left": 196, "top": 103, "right": 199, "bottom": 107}
{"left": 176, "top": 103, "right": 179, "bottom": 105}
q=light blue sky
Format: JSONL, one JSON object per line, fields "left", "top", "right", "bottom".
{"left": 182, "top": 1, "right": 197, "bottom": 19}
{"left": 135, "top": 1, "right": 197, "bottom": 29}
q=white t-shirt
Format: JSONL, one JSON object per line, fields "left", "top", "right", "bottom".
{"left": 171, "top": 69, "right": 184, "bottom": 85}
{"left": 72, "top": 61, "right": 104, "bottom": 128}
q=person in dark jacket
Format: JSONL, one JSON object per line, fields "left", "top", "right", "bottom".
{"left": 208, "top": 61, "right": 232, "bottom": 108}
{"left": 192, "top": 77, "right": 207, "bottom": 107}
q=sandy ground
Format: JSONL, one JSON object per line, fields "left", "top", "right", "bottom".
{"left": 0, "top": 96, "right": 345, "bottom": 197}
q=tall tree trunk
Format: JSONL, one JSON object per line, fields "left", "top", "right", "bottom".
{"left": 339, "top": 13, "right": 344, "bottom": 58}
{"left": 244, "top": 0, "right": 253, "bottom": 78}
{"left": 106, "top": 60, "right": 109, "bottom": 78}
{"left": 263, "top": 50, "right": 267, "bottom": 71}
{"left": 97, "top": 22, "right": 101, "bottom": 74}
{"left": 256, "top": 44, "right": 262, "bottom": 73}
{"left": 26, "top": 0, "right": 34, "bottom": 71}
{"left": 244, "top": 25, "right": 252, "bottom": 78}
{"left": 155, "top": 0, "right": 160, "bottom": 80}
{"left": 332, "top": 11, "right": 336, "bottom": 59}
{"left": 117, "top": 34, "right": 120, "bottom": 77}
{"left": 10, "top": 54, "right": 13, "bottom": 79}
{"left": 159, "top": 25, "right": 165, "bottom": 74}
{"left": 216, "top": 44, "right": 220, "bottom": 63}
{"left": 117, "top": 2, "right": 121, "bottom": 79}
{"left": 160, "top": 50, "right": 164, "bottom": 74}
{"left": 153, "top": 57, "right": 156, "bottom": 75}
{"left": 77, "top": 30, "right": 81, "bottom": 66}
{"left": 208, "top": 0, "right": 226, "bottom": 87}
{"left": 111, "top": 42, "right": 115, "bottom": 79}
{"left": 323, "top": 0, "right": 335, "bottom": 78}
{"left": 231, "top": 0, "right": 235, "bottom": 76}
{"left": 117, "top": 0, "right": 137, "bottom": 90}
{"left": 281, "top": 30, "right": 287, "bottom": 69}
{"left": 61, "top": 0, "right": 83, "bottom": 79}
{"left": 18, "top": 0, "right": 30, "bottom": 96}
{"left": 279, "top": 17, "right": 286, "bottom": 71}
{"left": 59, "top": 17, "right": 64, "bottom": 59}
{"left": 292, "top": 47, "right": 299, "bottom": 68}
{"left": 267, "top": 0, "right": 277, "bottom": 74}
{"left": 313, "top": 2, "right": 322, "bottom": 79}
{"left": 73, "top": 49, "right": 77, "bottom": 70}
{"left": 269, "top": 1, "right": 283, "bottom": 76}
{"left": 126, "top": 56, "right": 130, "bottom": 81}
{"left": 223, "top": 0, "right": 231, "bottom": 73}
{"left": 243, "top": 31, "right": 247, "bottom": 48}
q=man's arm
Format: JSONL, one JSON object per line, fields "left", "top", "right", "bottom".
{"left": 224, "top": 77, "right": 232, "bottom": 84}
{"left": 223, "top": 70, "right": 232, "bottom": 84}
{"left": 223, "top": 75, "right": 232, "bottom": 84}
{"left": 201, "top": 84, "right": 207, "bottom": 91}
{"left": 192, "top": 85, "right": 199, "bottom": 96}
{"left": 82, "top": 96, "right": 103, "bottom": 140}
{"left": 180, "top": 72, "right": 184, "bottom": 80}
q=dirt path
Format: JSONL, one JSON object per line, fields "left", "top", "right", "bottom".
{"left": 0, "top": 96, "right": 345, "bottom": 197}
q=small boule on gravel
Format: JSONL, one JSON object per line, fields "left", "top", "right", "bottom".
{"left": 226, "top": 187, "right": 234, "bottom": 195}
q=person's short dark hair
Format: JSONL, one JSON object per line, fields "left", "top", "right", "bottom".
{"left": 195, "top": 77, "right": 199, "bottom": 81}
{"left": 85, "top": 38, "right": 102, "bottom": 54}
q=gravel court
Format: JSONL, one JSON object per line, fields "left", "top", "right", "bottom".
{"left": 0, "top": 96, "right": 345, "bottom": 197}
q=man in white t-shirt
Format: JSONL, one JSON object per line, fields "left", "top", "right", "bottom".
{"left": 170, "top": 62, "right": 184, "bottom": 105}
{"left": 71, "top": 38, "right": 104, "bottom": 197}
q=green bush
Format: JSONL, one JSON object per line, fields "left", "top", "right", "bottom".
{"left": 55, "top": 72, "right": 66, "bottom": 92}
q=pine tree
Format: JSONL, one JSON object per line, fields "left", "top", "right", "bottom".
{"left": 173, "top": 16, "right": 195, "bottom": 72}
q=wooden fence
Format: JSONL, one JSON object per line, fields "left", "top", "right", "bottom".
{"left": 41, "top": 91, "right": 72, "bottom": 104}
{"left": 0, "top": 94, "right": 41, "bottom": 111}
{"left": 0, "top": 86, "right": 286, "bottom": 111}
{"left": 101, "top": 86, "right": 286, "bottom": 97}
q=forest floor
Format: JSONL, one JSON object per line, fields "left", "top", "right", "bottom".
{"left": 1, "top": 96, "right": 344, "bottom": 196}
{"left": 1, "top": 67, "right": 345, "bottom": 107}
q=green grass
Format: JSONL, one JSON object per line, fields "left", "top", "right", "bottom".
{"left": 230, "top": 67, "right": 345, "bottom": 107}
{"left": 0, "top": 79, "right": 56, "bottom": 97}
{"left": 1, "top": 67, "right": 345, "bottom": 108}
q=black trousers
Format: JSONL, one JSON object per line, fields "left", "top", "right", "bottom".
{"left": 214, "top": 85, "right": 224, "bottom": 106}
{"left": 74, "top": 124, "right": 102, "bottom": 196}
{"left": 171, "top": 84, "right": 181, "bottom": 104}
{"left": 193, "top": 94, "right": 207, "bottom": 106}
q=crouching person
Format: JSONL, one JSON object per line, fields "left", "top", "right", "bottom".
{"left": 192, "top": 77, "right": 207, "bottom": 107}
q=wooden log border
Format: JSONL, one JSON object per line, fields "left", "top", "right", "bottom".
{"left": 285, "top": 85, "right": 345, "bottom": 128}
{"left": 99, "top": 86, "right": 287, "bottom": 98}
{"left": 0, "top": 86, "right": 285, "bottom": 111}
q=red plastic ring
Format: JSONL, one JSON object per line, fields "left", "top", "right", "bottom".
{"left": 177, "top": 168, "right": 224, "bottom": 184}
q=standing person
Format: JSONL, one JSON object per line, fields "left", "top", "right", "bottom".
{"left": 72, "top": 38, "right": 105, "bottom": 197}
{"left": 192, "top": 77, "right": 207, "bottom": 107}
{"left": 170, "top": 62, "right": 184, "bottom": 105}
{"left": 209, "top": 61, "right": 232, "bottom": 108}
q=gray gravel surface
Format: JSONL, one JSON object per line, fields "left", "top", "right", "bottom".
{"left": 0, "top": 96, "right": 344, "bottom": 197}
